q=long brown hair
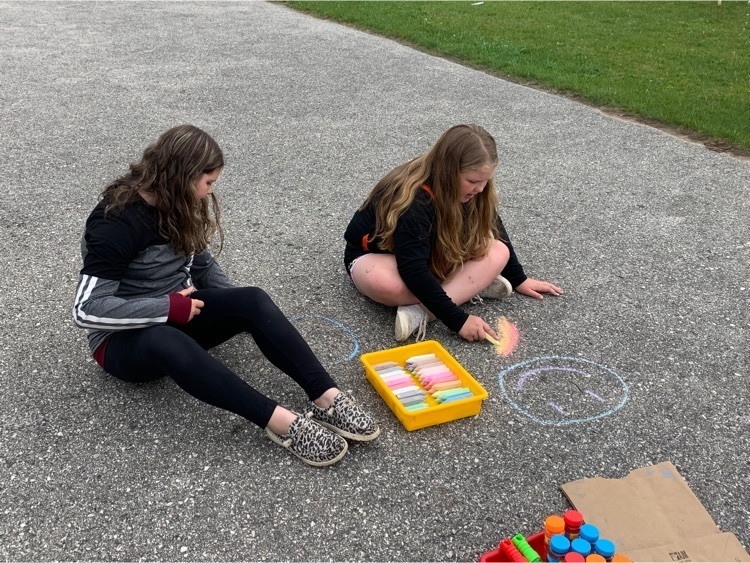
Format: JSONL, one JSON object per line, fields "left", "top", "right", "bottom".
{"left": 362, "top": 124, "right": 499, "bottom": 281}
{"left": 101, "top": 124, "right": 224, "bottom": 256}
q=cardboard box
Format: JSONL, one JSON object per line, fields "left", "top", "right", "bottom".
{"left": 560, "top": 461, "right": 749, "bottom": 562}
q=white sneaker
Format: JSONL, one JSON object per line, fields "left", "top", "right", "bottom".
{"left": 394, "top": 304, "right": 428, "bottom": 342}
{"left": 478, "top": 275, "right": 513, "bottom": 300}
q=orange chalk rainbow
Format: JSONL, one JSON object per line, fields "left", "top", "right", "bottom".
{"left": 492, "top": 316, "right": 519, "bottom": 356}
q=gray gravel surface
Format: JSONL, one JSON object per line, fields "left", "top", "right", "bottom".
{"left": 1, "top": 2, "right": 748, "bottom": 561}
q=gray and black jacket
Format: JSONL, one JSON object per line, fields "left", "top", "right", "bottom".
{"left": 73, "top": 198, "right": 233, "bottom": 355}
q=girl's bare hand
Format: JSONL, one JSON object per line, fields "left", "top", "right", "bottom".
{"left": 188, "top": 298, "right": 204, "bottom": 321}
{"left": 458, "top": 314, "right": 499, "bottom": 342}
{"left": 178, "top": 287, "right": 204, "bottom": 320}
{"left": 515, "top": 278, "right": 564, "bottom": 300}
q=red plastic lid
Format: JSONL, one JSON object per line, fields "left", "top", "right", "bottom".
{"left": 564, "top": 510, "right": 585, "bottom": 529}
{"left": 564, "top": 553, "right": 586, "bottom": 563}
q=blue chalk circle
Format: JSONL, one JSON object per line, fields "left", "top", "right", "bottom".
{"left": 289, "top": 314, "right": 360, "bottom": 367}
{"left": 498, "top": 356, "right": 628, "bottom": 426}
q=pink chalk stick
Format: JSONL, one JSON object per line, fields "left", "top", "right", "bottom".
{"left": 418, "top": 369, "right": 452, "bottom": 382}
{"left": 414, "top": 362, "right": 446, "bottom": 375}
{"left": 385, "top": 376, "right": 415, "bottom": 388}
{"left": 422, "top": 371, "right": 455, "bottom": 384}
{"left": 380, "top": 371, "right": 409, "bottom": 381}
{"left": 389, "top": 380, "right": 419, "bottom": 391}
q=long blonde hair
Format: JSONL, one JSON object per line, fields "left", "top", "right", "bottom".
{"left": 362, "top": 124, "right": 499, "bottom": 281}
{"left": 101, "top": 124, "right": 224, "bottom": 256}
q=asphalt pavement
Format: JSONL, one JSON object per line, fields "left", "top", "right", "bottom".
{"left": 0, "top": 2, "right": 748, "bottom": 561}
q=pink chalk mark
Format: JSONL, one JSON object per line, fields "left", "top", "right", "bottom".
{"left": 495, "top": 316, "right": 519, "bottom": 357}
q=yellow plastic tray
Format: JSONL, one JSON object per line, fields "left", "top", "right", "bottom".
{"left": 361, "top": 340, "right": 488, "bottom": 431}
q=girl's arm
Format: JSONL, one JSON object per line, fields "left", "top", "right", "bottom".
{"left": 73, "top": 274, "right": 193, "bottom": 330}
{"left": 73, "top": 202, "right": 195, "bottom": 331}
{"left": 495, "top": 215, "right": 527, "bottom": 288}
{"left": 190, "top": 250, "right": 235, "bottom": 290}
{"left": 394, "top": 199, "right": 469, "bottom": 333}
{"left": 495, "top": 215, "right": 563, "bottom": 299}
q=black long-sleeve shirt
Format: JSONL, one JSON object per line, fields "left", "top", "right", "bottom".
{"left": 344, "top": 189, "right": 527, "bottom": 333}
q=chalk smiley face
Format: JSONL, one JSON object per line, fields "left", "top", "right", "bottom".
{"left": 498, "top": 356, "right": 628, "bottom": 425}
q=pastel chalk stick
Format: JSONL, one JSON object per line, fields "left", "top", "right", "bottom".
{"left": 415, "top": 364, "right": 451, "bottom": 377}
{"left": 414, "top": 358, "right": 444, "bottom": 369}
{"left": 376, "top": 366, "right": 406, "bottom": 375}
{"left": 423, "top": 374, "right": 459, "bottom": 388}
{"left": 392, "top": 385, "right": 421, "bottom": 396}
{"left": 400, "top": 395, "right": 427, "bottom": 406}
{"left": 385, "top": 376, "right": 414, "bottom": 387}
{"left": 406, "top": 360, "right": 440, "bottom": 371}
{"left": 372, "top": 361, "right": 398, "bottom": 371}
{"left": 395, "top": 387, "right": 426, "bottom": 398}
{"left": 413, "top": 361, "right": 447, "bottom": 374}
{"left": 380, "top": 371, "right": 410, "bottom": 381}
{"left": 439, "top": 392, "right": 473, "bottom": 403}
{"left": 421, "top": 370, "right": 454, "bottom": 383}
{"left": 388, "top": 377, "right": 418, "bottom": 387}
{"left": 397, "top": 394, "right": 427, "bottom": 405}
{"left": 418, "top": 371, "right": 452, "bottom": 384}
{"left": 430, "top": 380, "right": 463, "bottom": 392}
{"left": 405, "top": 353, "right": 436, "bottom": 364}
{"left": 433, "top": 387, "right": 471, "bottom": 399}
{"left": 484, "top": 334, "right": 502, "bottom": 347}
{"left": 404, "top": 402, "right": 429, "bottom": 411}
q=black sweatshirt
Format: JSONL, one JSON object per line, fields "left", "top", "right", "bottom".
{"left": 344, "top": 189, "right": 527, "bottom": 333}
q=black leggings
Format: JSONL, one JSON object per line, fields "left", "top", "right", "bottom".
{"left": 102, "top": 286, "right": 338, "bottom": 428}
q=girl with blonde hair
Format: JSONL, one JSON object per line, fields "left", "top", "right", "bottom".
{"left": 344, "top": 124, "right": 563, "bottom": 342}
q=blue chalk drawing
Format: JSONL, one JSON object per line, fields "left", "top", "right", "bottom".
{"left": 289, "top": 314, "right": 360, "bottom": 367}
{"left": 498, "top": 356, "right": 628, "bottom": 426}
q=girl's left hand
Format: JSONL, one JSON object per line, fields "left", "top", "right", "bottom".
{"left": 515, "top": 278, "right": 564, "bottom": 300}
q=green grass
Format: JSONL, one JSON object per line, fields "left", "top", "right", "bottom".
{"left": 285, "top": 1, "right": 750, "bottom": 154}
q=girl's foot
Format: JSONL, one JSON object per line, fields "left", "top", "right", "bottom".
{"left": 395, "top": 304, "right": 428, "bottom": 342}
{"left": 308, "top": 392, "right": 381, "bottom": 442}
{"left": 265, "top": 415, "right": 348, "bottom": 467}
{"left": 478, "top": 275, "right": 513, "bottom": 299}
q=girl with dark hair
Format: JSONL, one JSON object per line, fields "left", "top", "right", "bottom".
{"left": 74, "top": 125, "right": 379, "bottom": 467}
{"left": 344, "top": 124, "right": 563, "bottom": 343}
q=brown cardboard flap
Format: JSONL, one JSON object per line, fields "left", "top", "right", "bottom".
{"left": 560, "top": 462, "right": 723, "bottom": 555}
{"left": 627, "top": 532, "right": 750, "bottom": 563}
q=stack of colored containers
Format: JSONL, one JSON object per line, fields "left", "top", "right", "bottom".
{"left": 543, "top": 511, "right": 630, "bottom": 563}
{"left": 478, "top": 509, "right": 634, "bottom": 562}
{"left": 543, "top": 515, "right": 565, "bottom": 560}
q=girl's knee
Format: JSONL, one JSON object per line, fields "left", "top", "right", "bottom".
{"left": 236, "top": 286, "right": 279, "bottom": 314}
{"left": 354, "top": 269, "right": 409, "bottom": 305}
{"left": 238, "top": 285, "right": 271, "bottom": 302}
{"left": 378, "top": 275, "right": 411, "bottom": 300}
{"left": 491, "top": 239, "right": 511, "bottom": 264}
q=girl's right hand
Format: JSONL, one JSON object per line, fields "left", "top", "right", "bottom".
{"left": 178, "top": 287, "right": 204, "bottom": 321}
{"left": 458, "top": 314, "right": 499, "bottom": 342}
{"left": 187, "top": 298, "right": 204, "bottom": 321}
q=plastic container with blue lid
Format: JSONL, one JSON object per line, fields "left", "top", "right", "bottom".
{"left": 548, "top": 535, "right": 571, "bottom": 563}
{"left": 594, "top": 538, "right": 616, "bottom": 561}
